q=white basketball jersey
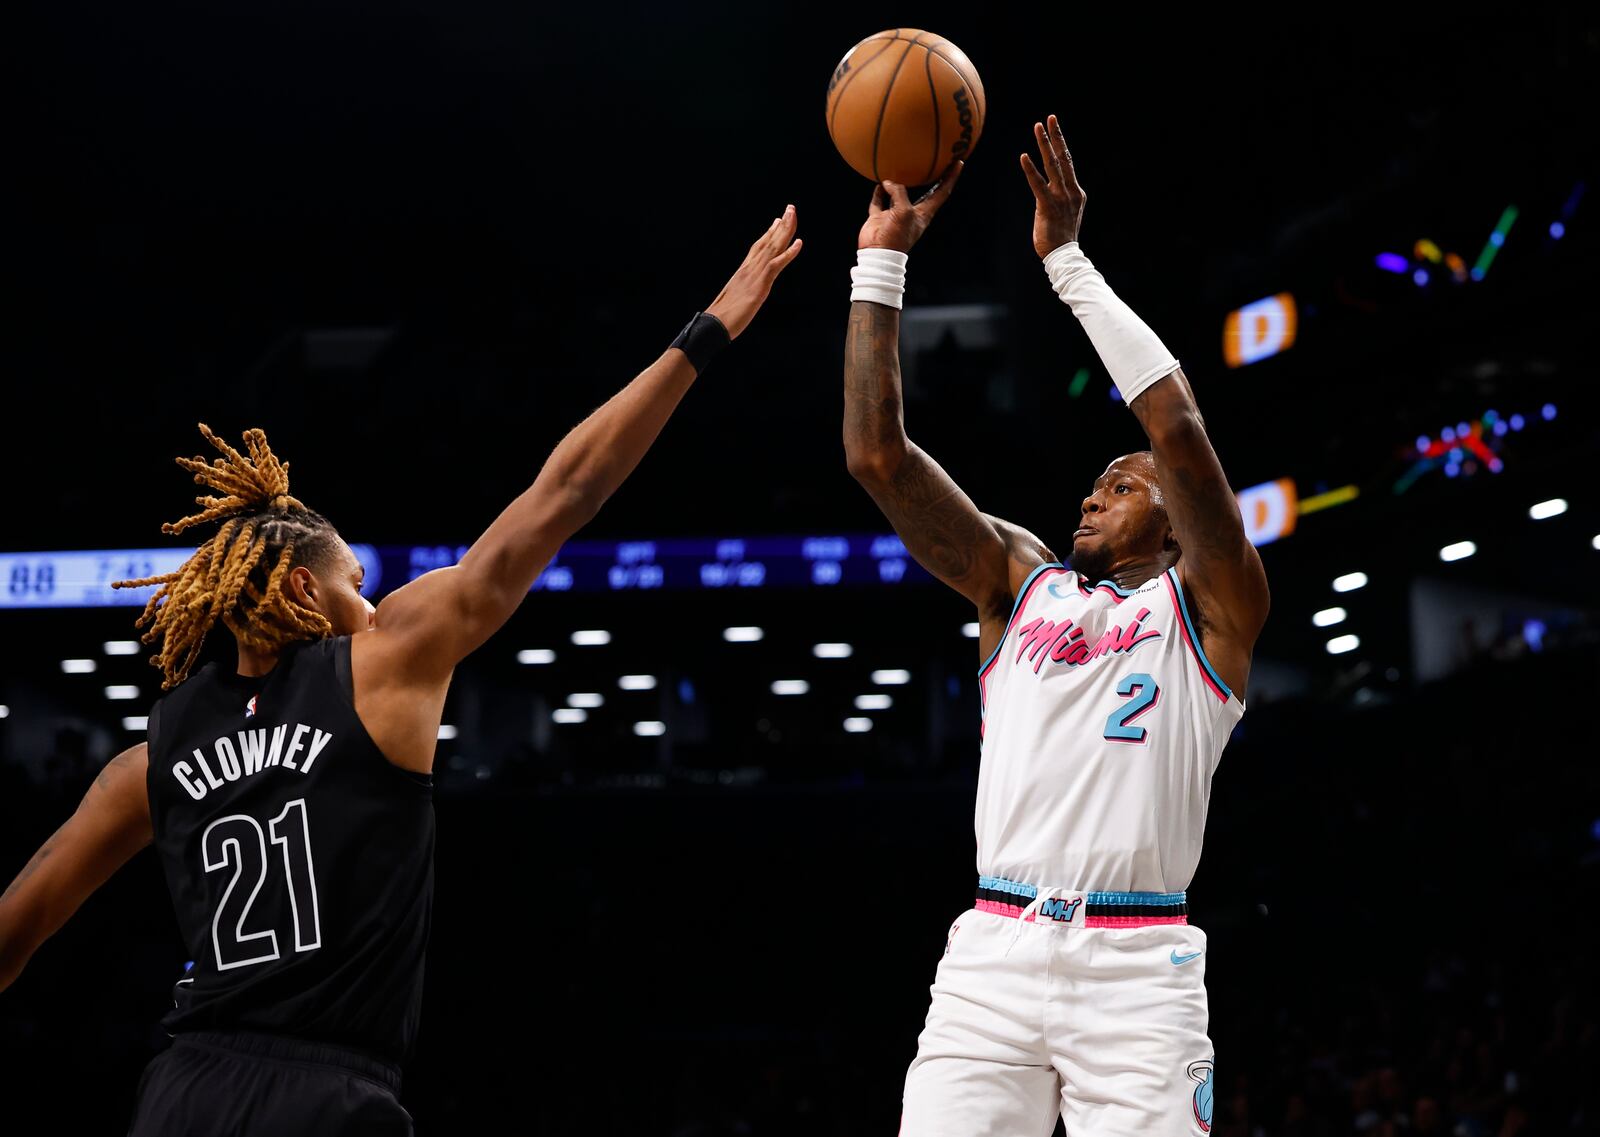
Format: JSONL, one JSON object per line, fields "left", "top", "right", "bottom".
{"left": 974, "top": 563, "right": 1244, "bottom": 893}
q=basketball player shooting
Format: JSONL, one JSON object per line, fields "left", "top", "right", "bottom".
{"left": 843, "top": 117, "right": 1268, "bottom": 1135}
{"left": 0, "top": 208, "right": 801, "bottom": 1135}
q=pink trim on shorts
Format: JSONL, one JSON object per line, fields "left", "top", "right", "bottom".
{"left": 977, "top": 899, "right": 1188, "bottom": 927}
{"left": 975, "top": 897, "right": 1036, "bottom": 921}
{"left": 1085, "top": 914, "right": 1189, "bottom": 927}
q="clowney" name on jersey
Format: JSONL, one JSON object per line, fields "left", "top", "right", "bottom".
{"left": 172, "top": 723, "right": 333, "bottom": 801}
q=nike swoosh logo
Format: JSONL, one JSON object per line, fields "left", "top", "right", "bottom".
{"left": 1047, "top": 582, "right": 1071, "bottom": 599}
{"left": 1170, "top": 949, "right": 1203, "bottom": 966}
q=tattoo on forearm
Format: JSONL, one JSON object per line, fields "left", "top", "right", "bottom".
{"left": 843, "top": 302, "right": 905, "bottom": 452}
{"left": 1, "top": 839, "right": 56, "bottom": 903}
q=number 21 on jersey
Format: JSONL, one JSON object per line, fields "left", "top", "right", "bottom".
{"left": 1103, "top": 672, "right": 1161, "bottom": 744}
{"left": 202, "top": 798, "right": 322, "bottom": 971}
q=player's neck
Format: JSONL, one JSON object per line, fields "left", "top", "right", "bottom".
{"left": 1103, "top": 552, "right": 1177, "bottom": 592}
{"left": 234, "top": 643, "right": 282, "bottom": 679}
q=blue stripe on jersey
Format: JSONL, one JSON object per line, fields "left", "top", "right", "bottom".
{"left": 977, "top": 562, "right": 1066, "bottom": 677}
{"left": 1086, "top": 890, "right": 1188, "bottom": 906}
{"left": 977, "top": 875, "right": 1038, "bottom": 899}
{"left": 1166, "top": 568, "right": 1234, "bottom": 701}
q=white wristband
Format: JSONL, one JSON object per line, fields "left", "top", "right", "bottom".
{"left": 851, "top": 247, "right": 908, "bottom": 310}
{"left": 1043, "top": 242, "right": 1179, "bottom": 405}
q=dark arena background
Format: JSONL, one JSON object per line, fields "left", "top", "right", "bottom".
{"left": 4, "top": 5, "right": 1598, "bottom": 1134}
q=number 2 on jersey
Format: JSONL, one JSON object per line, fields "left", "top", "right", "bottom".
{"left": 201, "top": 798, "right": 322, "bottom": 971}
{"left": 1103, "top": 672, "right": 1161, "bottom": 744}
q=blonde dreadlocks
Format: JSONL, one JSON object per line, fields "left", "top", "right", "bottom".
{"left": 114, "top": 424, "right": 341, "bottom": 690}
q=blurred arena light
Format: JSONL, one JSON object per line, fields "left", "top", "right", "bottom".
{"left": 121, "top": 716, "right": 147, "bottom": 731}
{"left": 771, "top": 680, "right": 809, "bottom": 695}
{"left": 618, "top": 675, "right": 658, "bottom": 691}
{"left": 1326, "top": 635, "right": 1361, "bottom": 655}
{"left": 871, "top": 669, "right": 911, "bottom": 685}
{"left": 104, "top": 686, "right": 140, "bottom": 701}
{"left": 1439, "top": 541, "right": 1477, "bottom": 562}
{"left": 855, "top": 694, "right": 893, "bottom": 711}
{"left": 103, "top": 641, "right": 140, "bottom": 656}
{"left": 723, "top": 626, "right": 765, "bottom": 643}
{"left": 437, "top": 725, "right": 458, "bottom": 740}
{"left": 567, "top": 693, "right": 604, "bottom": 709}
{"left": 571, "top": 630, "right": 611, "bottom": 646}
{"left": 552, "top": 709, "right": 587, "bottom": 724}
{"left": 61, "top": 659, "right": 97, "bottom": 674}
{"left": 813, "top": 643, "right": 853, "bottom": 659}
{"left": 842, "top": 717, "right": 873, "bottom": 733}
{"left": 1312, "top": 607, "right": 1347, "bottom": 628}
{"left": 633, "top": 721, "right": 666, "bottom": 737}
{"left": 1332, "top": 573, "right": 1368, "bottom": 593}
{"left": 517, "top": 649, "right": 556, "bottom": 665}
{"left": 1528, "top": 498, "right": 1567, "bottom": 520}
{"left": 961, "top": 623, "right": 980, "bottom": 639}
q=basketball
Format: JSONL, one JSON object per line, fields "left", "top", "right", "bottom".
{"left": 826, "top": 29, "right": 986, "bottom": 186}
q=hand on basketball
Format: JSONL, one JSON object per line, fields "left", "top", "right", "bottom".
{"left": 1020, "top": 114, "right": 1086, "bottom": 258}
{"left": 858, "top": 162, "right": 964, "bottom": 253}
{"left": 705, "top": 205, "right": 804, "bottom": 341}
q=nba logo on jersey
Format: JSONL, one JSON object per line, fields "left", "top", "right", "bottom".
{"left": 245, "top": 696, "right": 258, "bottom": 719}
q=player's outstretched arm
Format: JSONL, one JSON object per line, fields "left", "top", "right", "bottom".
{"left": 1023, "top": 115, "right": 1268, "bottom": 689}
{"left": 844, "top": 167, "right": 1051, "bottom": 639}
{"left": 0, "top": 744, "right": 152, "bottom": 993}
{"left": 369, "top": 208, "right": 803, "bottom": 676}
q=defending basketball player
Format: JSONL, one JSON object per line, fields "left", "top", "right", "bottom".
{"left": 843, "top": 118, "right": 1268, "bottom": 1135}
{"left": 0, "top": 207, "right": 802, "bottom": 1134}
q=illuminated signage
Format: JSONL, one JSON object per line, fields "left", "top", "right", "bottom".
{"left": 1223, "top": 293, "right": 1298, "bottom": 368}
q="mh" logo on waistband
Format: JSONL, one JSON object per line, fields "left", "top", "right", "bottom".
{"left": 1040, "top": 897, "right": 1083, "bottom": 922}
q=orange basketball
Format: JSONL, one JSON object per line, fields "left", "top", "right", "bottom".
{"left": 826, "top": 29, "right": 986, "bottom": 186}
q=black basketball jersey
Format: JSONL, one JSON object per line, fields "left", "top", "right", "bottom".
{"left": 145, "top": 636, "right": 435, "bottom": 1064}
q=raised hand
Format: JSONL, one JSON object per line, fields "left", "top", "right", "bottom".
{"left": 1019, "top": 114, "right": 1086, "bottom": 258}
{"left": 706, "top": 205, "right": 804, "bottom": 340}
{"left": 857, "top": 162, "right": 964, "bottom": 253}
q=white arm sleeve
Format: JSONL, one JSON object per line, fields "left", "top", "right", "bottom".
{"left": 1043, "top": 242, "right": 1179, "bottom": 404}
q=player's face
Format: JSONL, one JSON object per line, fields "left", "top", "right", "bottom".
{"left": 1071, "top": 454, "right": 1170, "bottom": 580}
{"left": 308, "top": 541, "right": 376, "bottom": 636}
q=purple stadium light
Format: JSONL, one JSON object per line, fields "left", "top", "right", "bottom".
{"left": 1376, "top": 253, "right": 1409, "bottom": 274}
{"left": 1413, "top": 269, "right": 1430, "bottom": 286}
{"left": 1542, "top": 403, "right": 1557, "bottom": 421}
{"left": 1550, "top": 221, "right": 1566, "bottom": 239}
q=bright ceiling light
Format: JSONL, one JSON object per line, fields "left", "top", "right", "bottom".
{"left": 1528, "top": 498, "right": 1567, "bottom": 520}
{"left": 517, "top": 649, "right": 557, "bottom": 665}
{"left": 552, "top": 708, "right": 588, "bottom": 724}
{"left": 104, "top": 686, "right": 140, "bottom": 701}
{"left": 1326, "top": 634, "right": 1360, "bottom": 655}
{"left": 1439, "top": 541, "right": 1476, "bottom": 562}
{"left": 633, "top": 721, "right": 666, "bottom": 737}
{"left": 571, "top": 630, "right": 612, "bottom": 646}
{"left": 813, "top": 643, "right": 853, "bottom": 659}
{"left": 618, "top": 675, "right": 658, "bottom": 691}
{"left": 723, "top": 626, "right": 765, "bottom": 642}
{"left": 437, "top": 725, "right": 458, "bottom": 740}
{"left": 1331, "top": 573, "right": 1368, "bottom": 593}
{"left": 103, "top": 641, "right": 141, "bottom": 656}
{"left": 1312, "top": 607, "right": 1346, "bottom": 628}
{"left": 843, "top": 717, "right": 873, "bottom": 733}
{"left": 855, "top": 694, "right": 893, "bottom": 711}
{"left": 871, "top": 669, "right": 911, "bottom": 685}
{"left": 567, "top": 693, "right": 605, "bottom": 709}
{"left": 771, "top": 680, "right": 809, "bottom": 695}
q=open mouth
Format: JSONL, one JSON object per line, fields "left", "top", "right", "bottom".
{"left": 1073, "top": 527, "right": 1098, "bottom": 539}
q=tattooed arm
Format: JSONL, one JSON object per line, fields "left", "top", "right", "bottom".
{"left": 843, "top": 170, "right": 1052, "bottom": 659}
{"left": 0, "top": 744, "right": 152, "bottom": 993}
{"left": 1129, "top": 371, "right": 1269, "bottom": 695}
